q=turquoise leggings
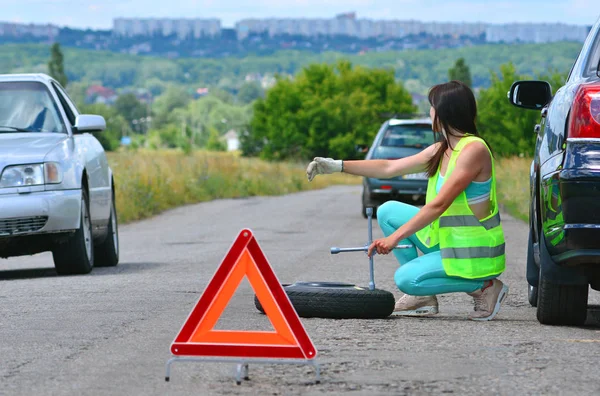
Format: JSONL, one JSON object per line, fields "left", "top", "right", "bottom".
{"left": 377, "top": 201, "right": 492, "bottom": 296}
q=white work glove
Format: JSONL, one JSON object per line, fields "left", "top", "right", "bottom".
{"left": 306, "top": 157, "right": 343, "bottom": 182}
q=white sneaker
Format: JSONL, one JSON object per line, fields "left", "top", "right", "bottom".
{"left": 467, "top": 279, "right": 509, "bottom": 321}
{"left": 392, "top": 294, "right": 439, "bottom": 316}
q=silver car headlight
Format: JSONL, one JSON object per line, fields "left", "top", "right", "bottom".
{"left": 0, "top": 162, "right": 63, "bottom": 188}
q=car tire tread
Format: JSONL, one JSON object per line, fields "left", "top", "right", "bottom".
{"left": 52, "top": 189, "right": 94, "bottom": 275}
{"left": 254, "top": 285, "right": 395, "bottom": 319}
{"left": 536, "top": 236, "right": 588, "bottom": 326}
{"left": 94, "top": 194, "right": 119, "bottom": 267}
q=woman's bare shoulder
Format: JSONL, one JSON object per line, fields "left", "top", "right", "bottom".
{"left": 462, "top": 139, "right": 490, "bottom": 156}
{"left": 457, "top": 140, "right": 492, "bottom": 173}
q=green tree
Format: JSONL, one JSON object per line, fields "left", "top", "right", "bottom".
{"left": 476, "top": 63, "right": 566, "bottom": 157}
{"left": 151, "top": 86, "right": 191, "bottom": 128}
{"left": 237, "top": 82, "right": 264, "bottom": 104}
{"left": 79, "top": 103, "right": 129, "bottom": 151}
{"left": 48, "top": 43, "right": 68, "bottom": 87}
{"left": 210, "top": 88, "right": 235, "bottom": 104}
{"left": 147, "top": 125, "right": 188, "bottom": 149}
{"left": 143, "top": 78, "right": 169, "bottom": 96}
{"left": 245, "top": 61, "right": 416, "bottom": 160}
{"left": 170, "top": 94, "right": 252, "bottom": 148}
{"left": 205, "top": 127, "right": 226, "bottom": 151}
{"left": 448, "top": 58, "right": 472, "bottom": 87}
{"left": 5, "top": 42, "right": 581, "bottom": 92}
{"left": 66, "top": 81, "right": 91, "bottom": 107}
{"left": 114, "top": 93, "right": 148, "bottom": 130}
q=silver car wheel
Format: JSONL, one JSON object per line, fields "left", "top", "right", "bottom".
{"left": 111, "top": 202, "right": 119, "bottom": 256}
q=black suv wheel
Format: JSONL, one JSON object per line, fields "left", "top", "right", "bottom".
{"left": 526, "top": 229, "right": 539, "bottom": 307}
{"left": 536, "top": 235, "right": 588, "bottom": 326}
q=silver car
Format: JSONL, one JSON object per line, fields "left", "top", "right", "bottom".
{"left": 361, "top": 118, "right": 435, "bottom": 217}
{"left": 0, "top": 73, "right": 119, "bottom": 274}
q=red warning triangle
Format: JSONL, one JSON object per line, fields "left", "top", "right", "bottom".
{"left": 170, "top": 229, "right": 317, "bottom": 360}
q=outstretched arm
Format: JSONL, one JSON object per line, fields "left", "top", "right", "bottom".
{"left": 307, "top": 142, "right": 441, "bottom": 181}
{"left": 343, "top": 142, "right": 439, "bottom": 179}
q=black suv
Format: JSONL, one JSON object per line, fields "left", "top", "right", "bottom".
{"left": 509, "top": 17, "right": 600, "bottom": 325}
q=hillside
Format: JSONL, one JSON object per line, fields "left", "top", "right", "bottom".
{"left": 0, "top": 41, "right": 581, "bottom": 93}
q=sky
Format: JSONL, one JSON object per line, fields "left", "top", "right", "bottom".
{"left": 0, "top": 0, "right": 598, "bottom": 30}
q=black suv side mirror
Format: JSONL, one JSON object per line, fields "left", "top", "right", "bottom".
{"left": 507, "top": 80, "right": 552, "bottom": 110}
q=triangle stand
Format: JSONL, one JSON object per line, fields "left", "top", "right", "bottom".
{"left": 164, "top": 229, "right": 320, "bottom": 385}
{"left": 165, "top": 356, "right": 320, "bottom": 385}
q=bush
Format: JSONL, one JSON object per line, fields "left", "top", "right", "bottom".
{"left": 244, "top": 60, "right": 416, "bottom": 161}
{"left": 109, "top": 150, "right": 360, "bottom": 223}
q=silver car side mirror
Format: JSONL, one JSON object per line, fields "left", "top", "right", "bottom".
{"left": 74, "top": 114, "right": 106, "bottom": 133}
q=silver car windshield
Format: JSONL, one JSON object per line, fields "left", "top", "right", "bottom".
{"left": 380, "top": 125, "right": 435, "bottom": 148}
{"left": 0, "top": 81, "right": 66, "bottom": 133}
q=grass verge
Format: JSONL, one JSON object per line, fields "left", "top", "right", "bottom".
{"left": 109, "top": 151, "right": 530, "bottom": 224}
{"left": 109, "top": 150, "right": 360, "bottom": 224}
{"left": 496, "top": 157, "right": 531, "bottom": 222}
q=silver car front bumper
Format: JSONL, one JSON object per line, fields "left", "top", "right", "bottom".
{"left": 0, "top": 189, "right": 81, "bottom": 237}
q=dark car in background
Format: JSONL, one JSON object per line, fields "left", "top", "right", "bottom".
{"left": 361, "top": 118, "right": 435, "bottom": 217}
{"left": 508, "top": 16, "right": 600, "bottom": 325}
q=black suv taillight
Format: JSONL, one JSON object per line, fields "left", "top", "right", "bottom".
{"left": 568, "top": 81, "right": 600, "bottom": 138}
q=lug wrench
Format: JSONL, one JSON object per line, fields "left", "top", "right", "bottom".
{"left": 330, "top": 207, "right": 412, "bottom": 291}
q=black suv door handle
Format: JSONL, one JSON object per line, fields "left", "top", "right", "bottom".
{"left": 541, "top": 107, "right": 548, "bottom": 118}
{"left": 534, "top": 124, "right": 541, "bottom": 134}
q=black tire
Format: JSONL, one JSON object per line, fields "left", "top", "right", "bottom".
{"left": 94, "top": 193, "right": 119, "bottom": 267}
{"left": 53, "top": 189, "right": 94, "bottom": 275}
{"left": 361, "top": 189, "right": 368, "bottom": 218}
{"left": 293, "top": 281, "right": 354, "bottom": 288}
{"left": 526, "top": 228, "right": 539, "bottom": 288}
{"left": 253, "top": 282, "right": 338, "bottom": 313}
{"left": 361, "top": 188, "right": 377, "bottom": 219}
{"left": 528, "top": 285, "right": 538, "bottom": 307}
{"left": 526, "top": 228, "right": 539, "bottom": 307}
{"left": 254, "top": 282, "right": 395, "bottom": 319}
{"left": 536, "top": 237, "right": 588, "bottom": 326}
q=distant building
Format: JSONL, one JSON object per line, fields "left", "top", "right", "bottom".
{"left": 108, "top": 14, "right": 590, "bottom": 45}
{"left": 486, "top": 23, "right": 590, "bottom": 43}
{"left": 245, "top": 73, "right": 262, "bottom": 83}
{"left": 261, "top": 75, "right": 277, "bottom": 89}
{"left": 0, "top": 22, "right": 59, "bottom": 39}
{"left": 234, "top": 13, "right": 488, "bottom": 40}
{"left": 86, "top": 85, "right": 118, "bottom": 105}
{"left": 231, "top": 13, "right": 592, "bottom": 44}
{"left": 126, "top": 42, "right": 152, "bottom": 55}
{"left": 223, "top": 130, "right": 240, "bottom": 152}
{"left": 113, "top": 18, "right": 221, "bottom": 39}
{"left": 195, "top": 87, "right": 209, "bottom": 99}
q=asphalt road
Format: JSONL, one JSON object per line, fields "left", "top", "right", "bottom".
{"left": 1, "top": 185, "right": 600, "bottom": 396}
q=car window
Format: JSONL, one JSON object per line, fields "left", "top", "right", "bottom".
{"left": 0, "top": 81, "right": 66, "bottom": 133}
{"left": 380, "top": 124, "right": 435, "bottom": 148}
{"left": 51, "top": 82, "right": 77, "bottom": 126}
{"left": 52, "top": 82, "right": 79, "bottom": 117}
{"left": 583, "top": 29, "right": 600, "bottom": 78}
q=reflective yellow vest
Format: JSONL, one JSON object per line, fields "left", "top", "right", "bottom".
{"left": 416, "top": 136, "right": 506, "bottom": 279}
